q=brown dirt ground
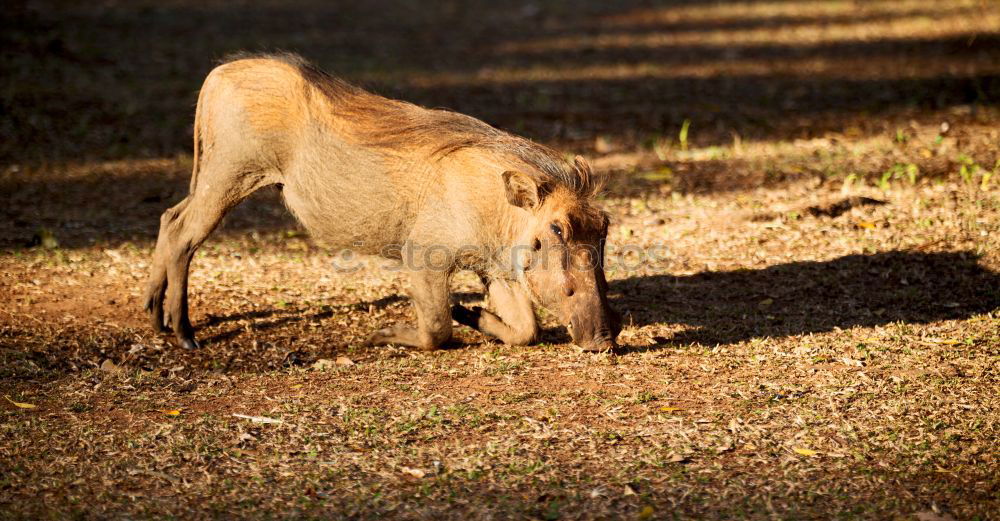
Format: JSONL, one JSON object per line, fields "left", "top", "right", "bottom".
{"left": 2, "top": 1, "right": 999, "bottom": 519}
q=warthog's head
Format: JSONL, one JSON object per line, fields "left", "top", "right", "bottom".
{"left": 503, "top": 157, "right": 622, "bottom": 351}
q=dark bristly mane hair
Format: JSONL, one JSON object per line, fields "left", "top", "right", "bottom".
{"left": 220, "top": 52, "right": 604, "bottom": 199}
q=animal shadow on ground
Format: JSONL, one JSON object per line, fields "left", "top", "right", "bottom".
{"left": 610, "top": 250, "right": 1000, "bottom": 349}
{"left": 198, "top": 292, "right": 482, "bottom": 347}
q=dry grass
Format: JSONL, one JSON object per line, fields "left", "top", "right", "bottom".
{"left": 2, "top": 0, "right": 999, "bottom": 519}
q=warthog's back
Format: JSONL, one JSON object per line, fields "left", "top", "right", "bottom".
{"left": 201, "top": 55, "right": 425, "bottom": 252}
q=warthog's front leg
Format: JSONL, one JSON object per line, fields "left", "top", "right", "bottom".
{"left": 368, "top": 269, "right": 453, "bottom": 350}
{"left": 452, "top": 279, "right": 538, "bottom": 346}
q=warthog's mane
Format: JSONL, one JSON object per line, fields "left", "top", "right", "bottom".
{"left": 221, "top": 52, "right": 603, "bottom": 200}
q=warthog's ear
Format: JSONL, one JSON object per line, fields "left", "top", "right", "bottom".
{"left": 502, "top": 171, "right": 541, "bottom": 210}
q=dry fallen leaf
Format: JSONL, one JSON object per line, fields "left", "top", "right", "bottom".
{"left": 667, "top": 453, "right": 689, "bottom": 463}
{"left": 856, "top": 220, "right": 877, "bottom": 230}
{"left": 793, "top": 448, "right": 819, "bottom": 457}
{"left": 841, "top": 357, "right": 865, "bottom": 367}
{"left": 100, "top": 359, "right": 120, "bottom": 373}
{"left": 399, "top": 466, "right": 425, "bottom": 479}
{"left": 233, "top": 414, "right": 283, "bottom": 425}
{"left": 638, "top": 505, "right": 655, "bottom": 521}
{"left": 5, "top": 396, "right": 36, "bottom": 409}
{"left": 659, "top": 406, "right": 682, "bottom": 412}
{"left": 159, "top": 409, "right": 182, "bottom": 416}
{"left": 312, "top": 357, "right": 355, "bottom": 370}
{"left": 312, "top": 359, "right": 339, "bottom": 370}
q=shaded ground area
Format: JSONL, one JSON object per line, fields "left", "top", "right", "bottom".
{"left": 614, "top": 250, "right": 1000, "bottom": 346}
{"left": 3, "top": 0, "right": 999, "bottom": 163}
{"left": 2, "top": 1, "right": 1000, "bottom": 519}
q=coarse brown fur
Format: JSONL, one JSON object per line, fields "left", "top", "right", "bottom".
{"left": 143, "top": 53, "right": 619, "bottom": 351}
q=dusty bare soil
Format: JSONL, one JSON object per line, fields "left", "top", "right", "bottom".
{"left": 2, "top": 1, "right": 999, "bottom": 519}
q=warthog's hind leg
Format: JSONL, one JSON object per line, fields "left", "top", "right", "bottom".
{"left": 143, "top": 166, "right": 272, "bottom": 349}
{"left": 144, "top": 197, "right": 192, "bottom": 334}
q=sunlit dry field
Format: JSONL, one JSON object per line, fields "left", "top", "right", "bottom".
{"left": 2, "top": 1, "right": 999, "bottom": 519}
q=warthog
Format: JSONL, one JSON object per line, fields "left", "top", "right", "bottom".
{"left": 144, "top": 53, "right": 621, "bottom": 351}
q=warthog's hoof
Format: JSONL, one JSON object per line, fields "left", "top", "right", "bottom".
{"left": 367, "top": 328, "right": 394, "bottom": 347}
{"left": 450, "top": 304, "right": 482, "bottom": 328}
{"left": 367, "top": 326, "right": 442, "bottom": 351}
{"left": 179, "top": 337, "right": 201, "bottom": 350}
{"left": 579, "top": 341, "right": 616, "bottom": 353}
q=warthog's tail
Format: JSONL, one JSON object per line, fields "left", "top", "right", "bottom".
{"left": 188, "top": 87, "right": 205, "bottom": 194}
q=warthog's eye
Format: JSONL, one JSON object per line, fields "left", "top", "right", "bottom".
{"left": 550, "top": 223, "right": 563, "bottom": 239}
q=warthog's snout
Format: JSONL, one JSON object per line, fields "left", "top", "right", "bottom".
{"left": 565, "top": 283, "right": 621, "bottom": 352}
